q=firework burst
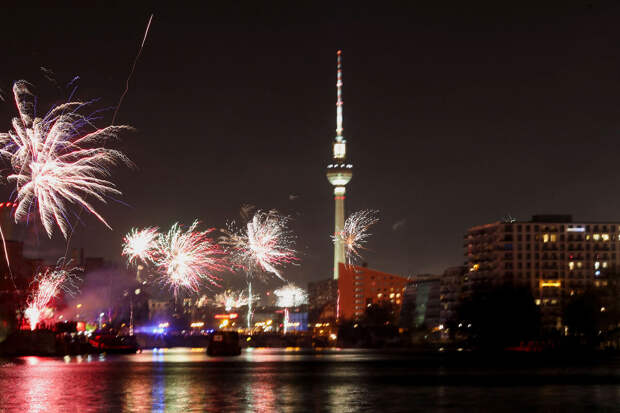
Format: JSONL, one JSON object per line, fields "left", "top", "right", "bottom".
{"left": 122, "top": 227, "right": 159, "bottom": 265}
{"left": 214, "top": 290, "right": 257, "bottom": 312}
{"left": 274, "top": 283, "right": 308, "bottom": 308}
{"left": 221, "top": 210, "right": 297, "bottom": 280}
{"left": 333, "top": 209, "right": 379, "bottom": 266}
{"left": 24, "top": 261, "right": 81, "bottom": 330}
{"left": 152, "top": 221, "right": 227, "bottom": 294}
{"left": 0, "top": 80, "right": 132, "bottom": 238}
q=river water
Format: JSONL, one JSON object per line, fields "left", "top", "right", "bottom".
{"left": 1, "top": 348, "right": 620, "bottom": 412}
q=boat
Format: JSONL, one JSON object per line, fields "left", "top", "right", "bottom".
{"left": 207, "top": 331, "right": 241, "bottom": 356}
{"left": 88, "top": 334, "right": 140, "bottom": 354}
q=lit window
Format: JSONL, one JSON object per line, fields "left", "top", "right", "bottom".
{"left": 603, "top": 262, "right": 608, "bottom": 268}
{"left": 550, "top": 234, "right": 557, "bottom": 242}
{"left": 602, "top": 234, "right": 610, "bottom": 241}
{"left": 543, "top": 234, "right": 549, "bottom": 243}
{"left": 593, "top": 234, "right": 601, "bottom": 241}
{"left": 535, "top": 299, "right": 541, "bottom": 305}
{"left": 595, "top": 261, "right": 600, "bottom": 270}
{"left": 333, "top": 143, "right": 346, "bottom": 159}
{"left": 577, "top": 262, "right": 583, "bottom": 268}
{"left": 568, "top": 262, "right": 575, "bottom": 271}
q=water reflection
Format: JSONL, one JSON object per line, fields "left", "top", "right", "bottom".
{"left": 24, "top": 365, "right": 54, "bottom": 413}
{"left": 244, "top": 366, "right": 277, "bottom": 413}
{"left": 151, "top": 364, "right": 165, "bottom": 413}
{"left": 2, "top": 349, "right": 620, "bottom": 412}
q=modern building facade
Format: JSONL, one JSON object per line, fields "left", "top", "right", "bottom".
{"left": 326, "top": 50, "right": 353, "bottom": 280}
{"left": 464, "top": 215, "right": 620, "bottom": 328}
{"left": 337, "top": 263, "right": 409, "bottom": 320}
{"left": 401, "top": 274, "right": 441, "bottom": 330}
{"left": 439, "top": 266, "right": 467, "bottom": 326}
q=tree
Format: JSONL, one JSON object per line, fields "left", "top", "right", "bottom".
{"left": 564, "top": 271, "right": 620, "bottom": 348}
{"left": 362, "top": 301, "right": 398, "bottom": 327}
{"left": 564, "top": 289, "right": 603, "bottom": 345}
{"left": 457, "top": 285, "right": 541, "bottom": 349}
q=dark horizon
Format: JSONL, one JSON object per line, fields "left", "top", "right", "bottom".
{"left": 1, "top": 2, "right": 620, "bottom": 287}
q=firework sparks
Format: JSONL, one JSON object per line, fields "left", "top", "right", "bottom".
{"left": 214, "top": 290, "right": 258, "bottom": 312}
{"left": 24, "top": 261, "right": 81, "bottom": 330}
{"left": 274, "top": 283, "right": 308, "bottom": 308}
{"left": 221, "top": 209, "right": 297, "bottom": 330}
{"left": 221, "top": 210, "right": 297, "bottom": 280}
{"left": 333, "top": 209, "right": 379, "bottom": 266}
{"left": 122, "top": 227, "right": 159, "bottom": 265}
{"left": 153, "top": 220, "right": 227, "bottom": 294}
{"left": 0, "top": 81, "right": 132, "bottom": 238}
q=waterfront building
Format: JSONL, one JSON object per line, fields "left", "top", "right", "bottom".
{"left": 148, "top": 299, "right": 171, "bottom": 322}
{"left": 337, "top": 263, "right": 408, "bottom": 320}
{"left": 464, "top": 214, "right": 620, "bottom": 329}
{"left": 401, "top": 274, "right": 441, "bottom": 330}
{"left": 439, "top": 266, "right": 467, "bottom": 326}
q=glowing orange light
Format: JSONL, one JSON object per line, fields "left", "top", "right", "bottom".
{"left": 214, "top": 313, "right": 238, "bottom": 319}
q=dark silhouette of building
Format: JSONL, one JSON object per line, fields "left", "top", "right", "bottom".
{"left": 439, "top": 266, "right": 467, "bottom": 326}
{"left": 308, "top": 278, "right": 338, "bottom": 323}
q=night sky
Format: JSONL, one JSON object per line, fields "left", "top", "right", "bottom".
{"left": 1, "top": 2, "right": 620, "bottom": 289}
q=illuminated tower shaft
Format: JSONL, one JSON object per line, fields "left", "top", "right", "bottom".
{"left": 332, "top": 187, "right": 347, "bottom": 277}
{"left": 326, "top": 50, "right": 353, "bottom": 279}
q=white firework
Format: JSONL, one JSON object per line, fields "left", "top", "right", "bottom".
{"left": 332, "top": 209, "right": 379, "bottom": 266}
{"left": 122, "top": 227, "right": 159, "bottom": 265}
{"left": 221, "top": 210, "right": 297, "bottom": 280}
{"left": 0, "top": 80, "right": 132, "bottom": 238}
{"left": 274, "top": 283, "right": 308, "bottom": 308}
{"left": 153, "top": 220, "right": 227, "bottom": 293}
{"left": 214, "top": 290, "right": 258, "bottom": 311}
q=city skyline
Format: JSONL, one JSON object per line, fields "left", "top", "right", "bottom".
{"left": 0, "top": 3, "right": 620, "bottom": 285}
{"left": 2, "top": 5, "right": 620, "bottom": 412}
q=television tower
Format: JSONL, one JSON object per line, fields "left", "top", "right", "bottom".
{"left": 326, "top": 50, "right": 353, "bottom": 279}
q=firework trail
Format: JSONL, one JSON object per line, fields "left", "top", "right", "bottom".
{"left": 332, "top": 209, "right": 379, "bottom": 267}
{"left": 221, "top": 210, "right": 297, "bottom": 280}
{"left": 0, "top": 81, "right": 132, "bottom": 239}
{"left": 122, "top": 226, "right": 159, "bottom": 265}
{"left": 112, "top": 13, "right": 154, "bottom": 125}
{"left": 274, "top": 283, "right": 308, "bottom": 308}
{"left": 24, "top": 260, "right": 81, "bottom": 330}
{"left": 152, "top": 220, "right": 227, "bottom": 294}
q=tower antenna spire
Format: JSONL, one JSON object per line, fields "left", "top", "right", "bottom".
{"left": 327, "top": 49, "right": 353, "bottom": 280}
{"left": 336, "top": 50, "right": 344, "bottom": 142}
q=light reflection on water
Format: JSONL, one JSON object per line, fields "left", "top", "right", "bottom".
{"left": 2, "top": 349, "right": 620, "bottom": 412}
